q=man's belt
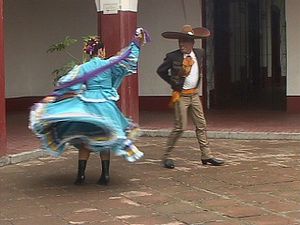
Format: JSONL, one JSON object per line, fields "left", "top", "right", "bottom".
{"left": 169, "top": 88, "right": 198, "bottom": 107}
{"left": 181, "top": 88, "right": 198, "bottom": 95}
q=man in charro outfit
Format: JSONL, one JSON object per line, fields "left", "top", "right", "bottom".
{"left": 157, "top": 25, "right": 224, "bottom": 169}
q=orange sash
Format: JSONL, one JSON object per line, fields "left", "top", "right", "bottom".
{"left": 181, "top": 56, "right": 194, "bottom": 77}
{"left": 169, "top": 88, "right": 198, "bottom": 107}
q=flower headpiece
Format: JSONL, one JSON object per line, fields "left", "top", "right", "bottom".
{"left": 83, "top": 36, "right": 103, "bottom": 56}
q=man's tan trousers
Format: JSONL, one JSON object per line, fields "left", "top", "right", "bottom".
{"left": 165, "top": 93, "right": 212, "bottom": 160}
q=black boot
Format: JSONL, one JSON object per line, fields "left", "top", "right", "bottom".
{"left": 74, "top": 160, "right": 87, "bottom": 185}
{"left": 97, "top": 160, "right": 110, "bottom": 185}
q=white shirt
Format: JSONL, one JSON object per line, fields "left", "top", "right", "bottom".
{"left": 183, "top": 51, "right": 199, "bottom": 90}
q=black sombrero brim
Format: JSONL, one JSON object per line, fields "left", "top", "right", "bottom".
{"left": 162, "top": 27, "right": 210, "bottom": 39}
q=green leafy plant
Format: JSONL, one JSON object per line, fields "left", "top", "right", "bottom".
{"left": 47, "top": 35, "right": 97, "bottom": 84}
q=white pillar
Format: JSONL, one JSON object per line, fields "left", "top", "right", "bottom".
{"left": 286, "top": 0, "right": 300, "bottom": 96}
{"left": 286, "top": 0, "right": 300, "bottom": 112}
{"left": 95, "top": 0, "right": 138, "bottom": 13}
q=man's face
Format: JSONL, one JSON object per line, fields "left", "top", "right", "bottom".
{"left": 178, "top": 38, "right": 194, "bottom": 54}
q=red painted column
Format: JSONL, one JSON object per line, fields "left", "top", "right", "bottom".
{"left": 0, "top": 0, "right": 7, "bottom": 156}
{"left": 201, "top": 0, "right": 208, "bottom": 111}
{"left": 96, "top": 1, "right": 139, "bottom": 123}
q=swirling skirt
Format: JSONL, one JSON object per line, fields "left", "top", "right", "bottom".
{"left": 29, "top": 97, "right": 143, "bottom": 162}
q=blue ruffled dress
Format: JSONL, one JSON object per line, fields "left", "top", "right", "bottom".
{"left": 29, "top": 42, "right": 143, "bottom": 162}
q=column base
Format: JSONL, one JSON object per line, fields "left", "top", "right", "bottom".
{"left": 287, "top": 96, "right": 300, "bottom": 113}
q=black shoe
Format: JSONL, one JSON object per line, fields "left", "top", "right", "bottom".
{"left": 97, "top": 160, "right": 110, "bottom": 185}
{"left": 201, "top": 158, "right": 224, "bottom": 166}
{"left": 74, "top": 160, "right": 87, "bottom": 185}
{"left": 163, "top": 159, "right": 175, "bottom": 169}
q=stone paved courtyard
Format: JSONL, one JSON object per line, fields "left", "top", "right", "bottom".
{"left": 1, "top": 137, "right": 300, "bottom": 225}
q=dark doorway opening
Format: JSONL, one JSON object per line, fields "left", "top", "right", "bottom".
{"left": 209, "top": 0, "right": 286, "bottom": 110}
{"left": 271, "top": 5, "right": 286, "bottom": 110}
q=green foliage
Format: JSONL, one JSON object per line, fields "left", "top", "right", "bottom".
{"left": 52, "top": 60, "right": 78, "bottom": 84}
{"left": 47, "top": 36, "right": 98, "bottom": 85}
{"left": 47, "top": 36, "right": 78, "bottom": 53}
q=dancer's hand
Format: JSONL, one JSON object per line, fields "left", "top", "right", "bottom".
{"left": 135, "top": 28, "right": 145, "bottom": 46}
{"left": 135, "top": 28, "right": 150, "bottom": 46}
{"left": 42, "top": 96, "right": 56, "bottom": 103}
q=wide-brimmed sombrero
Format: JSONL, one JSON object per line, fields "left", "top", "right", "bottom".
{"left": 162, "top": 25, "right": 210, "bottom": 39}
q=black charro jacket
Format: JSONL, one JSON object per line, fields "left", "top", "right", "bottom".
{"left": 156, "top": 48, "right": 204, "bottom": 91}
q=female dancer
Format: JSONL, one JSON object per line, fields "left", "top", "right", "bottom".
{"left": 29, "top": 28, "right": 149, "bottom": 185}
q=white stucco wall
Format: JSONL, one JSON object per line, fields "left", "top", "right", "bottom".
{"left": 137, "top": 0, "right": 203, "bottom": 96}
{"left": 286, "top": 0, "right": 300, "bottom": 96}
{"left": 4, "top": 0, "right": 97, "bottom": 98}
{"left": 4, "top": 0, "right": 203, "bottom": 98}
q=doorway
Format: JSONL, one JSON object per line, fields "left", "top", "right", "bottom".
{"left": 207, "top": 0, "right": 286, "bottom": 110}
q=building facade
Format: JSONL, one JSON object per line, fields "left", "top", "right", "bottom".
{"left": 1, "top": 0, "right": 300, "bottom": 156}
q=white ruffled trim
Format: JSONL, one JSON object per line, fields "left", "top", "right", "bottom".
{"left": 114, "top": 144, "right": 144, "bottom": 162}
{"left": 29, "top": 103, "right": 46, "bottom": 130}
